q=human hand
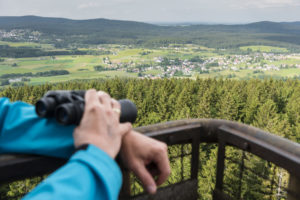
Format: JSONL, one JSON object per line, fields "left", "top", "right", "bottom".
{"left": 120, "top": 130, "right": 170, "bottom": 194}
{"left": 73, "top": 89, "right": 132, "bottom": 158}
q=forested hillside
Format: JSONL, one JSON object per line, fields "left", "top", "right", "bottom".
{"left": 0, "top": 78, "right": 299, "bottom": 199}
{"left": 1, "top": 16, "right": 300, "bottom": 49}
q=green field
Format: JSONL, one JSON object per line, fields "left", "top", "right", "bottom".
{"left": 0, "top": 41, "right": 55, "bottom": 50}
{"left": 1, "top": 41, "right": 300, "bottom": 87}
{"left": 195, "top": 68, "right": 300, "bottom": 80}
{"left": 240, "top": 45, "right": 289, "bottom": 53}
{"left": 30, "top": 70, "right": 138, "bottom": 84}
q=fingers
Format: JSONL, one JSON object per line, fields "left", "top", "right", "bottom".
{"left": 97, "top": 91, "right": 111, "bottom": 108}
{"left": 118, "top": 122, "right": 132, "bottom": 137}
{"left": 76, "top": 89, "right": 133, "bottom": 158}
{"left": 153, "top": 144, "right": 171, "bottom": 186}
{"left": 97, "top": 92, "right": 122, "bottom": 120}
{"left": 133, "top": 163, "right": 157, "bottom": 194}
{"left": 111, "top": 99, "right": 121, "bottom": 118}
{"left": 85, "top": 89, "right": 99, "bottom": 107}
{"left": 83, "top": 90, "right": 103, "bottom": 122}
{"left": 111, "top": 99, "right": 121, "bottom": 110}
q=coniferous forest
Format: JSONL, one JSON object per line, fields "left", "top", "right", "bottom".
{"left": 0, "top": 78, "right": 299, "bottom": 199}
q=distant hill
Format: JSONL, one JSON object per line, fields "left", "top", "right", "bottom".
{"left": 1, "top": 16, "right": 300, "bottom": 49}
{"left": 0, "top": 15, "right": 160, "bottom": 35}
{"left": 1, "top": 16, "right": 300, "bottom": 34}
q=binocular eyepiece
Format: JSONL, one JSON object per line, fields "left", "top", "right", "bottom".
{"left": 35, "top": 90, "right": 137, "bottom": 125}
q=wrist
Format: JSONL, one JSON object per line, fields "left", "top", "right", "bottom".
{"left": 74, "top": 143, "right": 89, "bottom": 154}
{"left": 122, "top": 129, "right": 138, "bottom": 144}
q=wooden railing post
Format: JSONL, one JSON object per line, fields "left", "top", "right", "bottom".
{"left": 119, "top": 169, "right": 131, "bottom": 199}
{"left": 287, "top": 176, "right": 300, "bottom": 200}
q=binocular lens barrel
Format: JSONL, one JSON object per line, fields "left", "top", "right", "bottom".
{"left": 35, "top": 97, "right": 57, "bottom": 117}
{"left": 119, "top": 99, "right": 137, "bottom": 123}
{"left": 35, "top": 91, "right": 137, "bottom": 125}
{"left": 55, "top": 102, "right": 84, "bottom": 125}
{"left": 55, "top": 99, "right": 137, "bottom": 125}
{"left": 56, "top": 107, "right": 69, "bottom": 124}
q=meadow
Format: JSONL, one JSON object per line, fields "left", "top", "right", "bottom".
{"left": 0, "top": 41, "right": 300, "bottom": 87}
{"left": 239, "top": 45, "right": 289, "bottom": 53}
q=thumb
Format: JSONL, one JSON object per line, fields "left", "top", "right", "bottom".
{"left": 118, "top": 122, "right": 132, "bottom": 137}
{"left": 134, "top": 163, "right": 157, "bottom": 194}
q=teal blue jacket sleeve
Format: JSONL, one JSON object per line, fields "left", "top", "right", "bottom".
{"left": 0, "top": 97, "right": 75, "bottom": 158}
{"left": 22, "top": 145, "right": 122, "bottom": 200}
{"left": 0, "top": 98, "right": 123, "bottom": 199}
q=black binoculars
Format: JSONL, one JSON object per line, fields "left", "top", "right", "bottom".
{"left": 35, "top": 90, "right": 137, "bottom": 125}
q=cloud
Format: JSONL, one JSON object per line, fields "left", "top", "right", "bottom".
{"left": 230, "top": 0, "right": 300, "bottom": 9}
{"left": 0, "top": 0, "right": 299, "bottom": 23}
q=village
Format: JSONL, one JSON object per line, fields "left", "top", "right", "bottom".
{"left": 102, "top": 52, "right": 300, "bottom": 79}
{"left": 0, "top": 29, "right": 41, "bottom": 41}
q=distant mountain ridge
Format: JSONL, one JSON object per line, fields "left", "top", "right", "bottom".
{"left": 1, "top": 16, "right": 300, "bottom": 48}
{"left": 0, "top": 15, "right": 159, "bottom": 34}
{"left": 1, "top": 16, "right": 300, "bottom": 34}
{"left": 0, "top": 15, "right": 157, "bottom": 28}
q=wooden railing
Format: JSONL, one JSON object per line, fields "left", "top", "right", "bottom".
{"left": 1, "top": 119, "right": 300, "bottom": 200}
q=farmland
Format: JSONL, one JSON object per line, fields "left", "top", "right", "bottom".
{"left": 0, "top": 41, "right": 300, "bottom": 87}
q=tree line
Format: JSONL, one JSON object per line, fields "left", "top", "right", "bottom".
{"left": 0, "top": 70, "right": 70, "bottom": 79}
{"left": 0, "top": 45, "right": 90, "bottom": 58}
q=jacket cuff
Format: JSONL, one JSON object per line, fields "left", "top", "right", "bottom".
{"left": 70, "top": 144, "right": 122, "bottom": 199}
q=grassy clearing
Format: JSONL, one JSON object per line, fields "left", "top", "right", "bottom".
{"left": 195, "top": 68, "right": 300, "bottom": 79}
{"left": 265, "top": 68, "right": 300, "bottom": 77}
{"left": 0, "top": 55, "right": 105, "bottom": 75}
{"left": 268, "top": 58, "right": 300, "bottom": 65}
{"left": 29, "top": 70, "right": 138, "bottom": 84}
{"left": 144, "top": 69, "right": 163, "bottom": 75}
{"left": 0, "top": 41, "right": 54, "bottom": 49}
{"left": 240, "top": 45, "right": 288, "bottom": 53}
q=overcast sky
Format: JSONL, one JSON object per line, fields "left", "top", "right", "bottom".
{"left": 0, "top": 0, "right": 300, "bottom": 24}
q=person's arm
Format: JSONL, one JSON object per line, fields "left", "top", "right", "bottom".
{"left": 0, "top": 97, "right": 75, "bottom": 158}
{"left": 0, "top": 93, "right": 170, "bottom": 197}
{"left": 23, "top": 145, "right": 122, "bottom": 200}
{"left": 23, "top": 90, "right": 132, "bottom": 199}
{"left": 120, "top": 130, "right": 170, "bottom": 194}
